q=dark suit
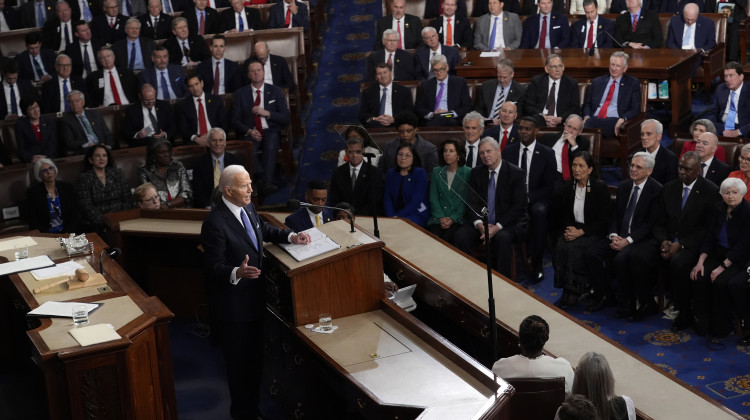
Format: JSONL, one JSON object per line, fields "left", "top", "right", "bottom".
{"left": 0, "top": 79, "right": 33, "bottom": 120}
{"left": 523, "top": 74, "right": 580, "bottom": 122}
{"left": 569, "top": 16, "right": 616, "bottom": 48}
{"left": 329, "top": 161, "right": 382, "bottom": 216}
{"left": 40, "top": 76, "right": 88, "bottom": 114}
{"left": 483, "top": 124, "right": 520, "bottom": 149}
{"left": 138, "top": 12, "right": 173, "bottom": 40}
{"left": 415, "top": 45, "right": 461, "bottom": 79}
{"left": 454, "top": 161, "right": 529, "bottom": 277}
{"left": 64, "top": 39, "right": 103, "bottom": 79}
{"left": 58, "top": 109, "right": 114, "bottom": 153}
{"left": 85, "top": 67, "right": 139, "bottom": 107}
{"left": 639, "top": 146, "right": 678, "bottom": 186}
{"left": 20, "top": 0, "right": 56, "bottom": 29}
{"left": 425, "top": 0, "right": 468, "bottom": 19}
{"left": 184, "top": 7, "right": 222, "bottom": 36}
{"left": 26, "top": 181, "right": 79, "bottom": 233}
{"left": 519, "top": 12, "right": 570, "bottom": 48}
{"left": 15, "top": 49, "right": 57, "bottom": 81}
{"left": 163, "top": 34, "right": 210, "bottom": 64}
{"left": 267, "top": 1, "right": 309, "bottom": 31}
{"left": 374, "top": 14, "right": 423, "bottom": 50}
{"left": 539, "top": 131, "right": 591, "bottom": 176}
{"left": 358, "top": 82, "right": 415, "bottom": 128}
{"left": 241, "top": 54, "right": 295, "bottom": 90}
{"left": 285, "top": 208, "right": 334, "bottom": 232}
{"left": 614, "top": 9, "right": 663, "bottom": 48}
{"left": 429, "top": 15, "right": 473, "bottom": 48}
{"left": 196, "top": 58, "right": 242, "bottom": 94}
{"left": 15, "top": 115, "right": 58, "bottom": 162}
{"left": 474, "top": 79, "right": 526, "bottom": 118}
{"left": 41, "top": 18, "right": 75, "bottom": 52}
{"left": 69, "top": 0, "right": 102, "bottom": 22}
{"left": 200, "top": 198, "right": 292, "bottom": 419}
{"left": 122, "top": 100, "right": 176, "bottom": 147}
{"left": 191, "top": 151, "right": 244, "bottom": 208}
{"left": 0, "top": 5, "right": 20, "bottom": 30}
{"left": 415, "top": 75, "right": 473, "bottom": 126}
{"left": 112, "top": 37, "right": 156, "bottom": 70}
{"left": 553, "top": 178, "right": 611, "bottom": 238}
{"left": 91, "top": 14, "right": 128, "bottom": 44}
{"left": 220, "top": 6, "right": 263, "bottom": 32}
{"left": 704, "top": 157, "right": 731, "bottom": 187}
{"left": 610, "top": 0, "right": 660, "bottom": 14}
{"left": 138, "top": 64, "right": 187, "bottom": 99}
{"left": 707, "top": 81, "right": 750, "bottom": 135}
{"left": 365, "top": 49, "right": 419, "bottom": 82}
{"left": 176, "top": 93, "right": 227, "bottom": 142}
{"left": 666, "top": 14, "right": 716, "bottom": 50}
{"left": 583, "top": 73, "right": 641, "bottom": 137}
{"left": 520, "top": 0, "right": 565, "bottom": 14}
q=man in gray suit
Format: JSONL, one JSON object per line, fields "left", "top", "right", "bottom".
{"left": 58, "top": 90, "right": 114, "bottom": 154}
{"left": 474, "top": 0, "right": 522, "bottom": 50}
{"left": 473, "top": 58, "right": 526, "bottom": 124}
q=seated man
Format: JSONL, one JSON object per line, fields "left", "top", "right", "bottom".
{"left": 379, "top": 111, "right": 439, "bottom": 177}
{"left": 474, "top": 0, "right": 522, "bottom": 50}
{"left": 583, "top": 51, "right": 640, "bottom": 138}
{"left": 428, "top": 0, "right": 473, "bottom": 48}
{"left": 220, "top": 0, "right": 263, "bottom": 33}
{"left": 707, "top": 62, "right": 750, "bottom": 138}
{"left": 696, "top": 132, "right": 730, "bottom": 187}
{"left": 242, "top": 41, "right": 295, "bottom": 90}
{"left": 473, "top": 59, "right": 526, "bottom": 124}
{"left": 184, "top": 0, "right": 221, "bottom": 36}
{"left": 329, "top": 135, "right": 382, "bottom": 216}
{"left": 16, "top": 31, "right": 57, "bottom": 83}
{"left": 41, "top": 54, "right": 88, "bottom": 114}
{"left": 637, "top": 119, "right": 677, "bottom": 185}
{"left": 285, "top": 180, "right": 333, "bottom": 232}
{"left": 59, "top": 90, "right": 114, "bottom": 154}
{"left": 374, "top": 0, "right": 422, "bottom": 50}
{"left": 138, "top": 0, "right": 173, "bottom": 40}
{"left": 453, "top": 136, "right": 528, "bottom": 277}
{"left": 0, "top": 61, "right": 33, "bottom": 121}
{"left": 267, "top": 0, "right": 309, "bottom": 31}
{"left": 176, "top": 74, "right": 228, "bottom": 145}
{"left": 41, "top": 0, "right": 75, "bottom": 53}
{"left": 482, "top": 101, "right": 520, "bottom": 150}
{"left": 666, "top": 2, "right": 716, "bottom": 51}
{"left": 519, "top": 0, "right": 570, "bottom": 49}
{"left": 366, "top": 29, "right": 419, "bottom": 82}
{"left": 538, "top": 114, "right": 589, "bottom": 180}
{"left": 123, "top": 83, "right": 175, "bottom": 147}
{"left": 192, "top": 127, "right": 244, "bottom": 209}
{"left": 414, "top": 54, "right": 472, "bottom": 127}
{"left": 112, "top": 17, "right": 155, "bottom": 71}
{"left": 91, "top": 0, "right": 127, "bottom": 45}
{"left": 424, "top": 0, "right": 468, "bottom": 20}
{"left": 569, "top": 0, "right": 615, "bottom": 48}
{"left": 85, "top": 46, "right": 138, "bottom": 107}
{"left": 463, "top": 111, "right": 485, "bottom": 168}
{"left": 195, "top": 35, "right": 242, "bottom": 95}
{"left": 415, "top": 26, "right": 460, "bottom": 80}
{"left": 138, "top": 45, "right": 187, "bottom": 100}
{"left": 358, "top": 62, "right": 415, "bottom": 128}
{"left": 64, "top": 20, "right": 101, "bottom": 79}
{"left": 613, "top": 0, "right": 663, "bottom": 49}
{"left": 163, "top": 16, "right": 210, "bottom": 65}
{"left": 522, "top": 54, "right": 580, "bottom": 128}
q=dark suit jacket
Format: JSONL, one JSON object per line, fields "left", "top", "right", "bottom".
{"left": 191, "top": 151, "right": 244, "bottom": 208}
{"left": 654, "top": 177, "right": 719, "bottom": 251}
{"left": 519, "top": 12, "right": 570, "bottom": 48}
{"left": 502, "top": 141, "right": 558, "bottom": 205}
{"left": 138, "top": 12, "right": 173, "bottom": 40}
{"left": 358, "top": 82, "right": 415, "bottom": 127}
{"left": 85, "top": 67, "right": 139, "bottom": 107}
{"left": 429, "top": 15, "right": 473, "bottom": 48}
{"left": 122, "top": 100, "right": 176, "bottom": 146}
{"left": 285, "top": 208, "right": 334, "bottom": 232}
{"left": 520, "top": 0, "right": 565, "bottom": 14}
{"left": 15, "top": 115, "right": 58, "bottom": 162}
{"left": 231, "top": 83, "right": 290, "bottom": 138}
{"left": 614, "top": 9, "right": 663, "bottom": 48}
{"left": 523, "top": 74, "right": 580, "bottom": 122}
{"left": 58, "top": 109, "right": 114, "bottom": 153}
{"left": 184, "top": 6, "right": 222, "bottom": 36}
{"left": 220, "top": 6, "right": 263, "bottom": 32}
{"left": 69, "top": 0, "right": 102, "bottom": 21}
{"left": 472, "top": 0, "right": 522, "bottom": 16}
{"left": 163, "top": 35, "right": 211, "bottom": 64}
{"left": 91, "top": 14, "right": 128, "bottom": 44}
{"left": 200, "top": 199, "right": 292, "bottom": 322}
{"left": 40, "top": 76, "right": 88, "bottom": 113}
{"left": 467, "top": 161, "right": 528, "bottom": 235}
{"left": 569, "top": 16, "right": 616, "bottom": 48}
{"left": 329, "top": 161, "right": 382, "bottom": 216}
{"left": 415, "top": 45, "right": 461, "bottom": 79}
{"left": 583, "top": 73, "right": 641, "bottom": 120}
{"left": 267, "top": 1, "right": 309, "bottom": 30}
{"left": 707, "top": 82, "right": 750, "bottom": 135}
{"left": 196, "top": 58, "right": 242, "bottom": 94}
{"left": 20, "top": 0, "right": 56, "bottom": 29}
{"left": 638, "top": 146, "right": 678, "bottom": 186}
{"left": 64, "top": 39, "right": 103, "bottom": 79}
{"left": 415, "top": 76, "right": 472, "bottom": 123}
{"left": 609, "top": 177, "right": 662, "bottom": 241}
{"left": 176, "top": 93, "right": 228, "bottom": 141}
{"left": 41, "top": 18, "right": 74, "bottom": 51}
{"left": 138, "top": 64, "right": 187, "bottom": 99}
{"left": 26, "top": 181, "right": 79, "bottom": 233}
{"left": 700, "top": 199, "right": 750, "bottom": 263}
{"left": 366, "top": 49, "right": 419, "bottom": 82}
{"left": 666, "top": 14, "right": 716, "bottom": 50}
{"left": 538, "top": 131, "right": 591, "bottom": 174}
{"left": 0, "top": 79, "right": 33, "bottom": 120}
{"left": 374, "top": 14, "right": 423, "bottom": 50}
{"left": 1, "top": 5, "right": 20, "bottom": 30}
{"left": 553, "top": 178, "right": 611, "bottom": 237}
{"left": 483, "top": 124, "right": 520, "bottom": 148}
{"left": 704, "top": 157, "right": 731, "bottom": 187}
{"left": 474, "top": 79, "right": 526, "bottom": 118}
{"left": 610, "top": 0, "right": 660, "bottom": 14}
{"left": 112, "top": 37, "right": 156, "bottom": 70}
{"left": 241, "top": 54, "right": 295, "bottom": 89}
{"left": 425, "top": 0, "right": 468, "bottom": 19}
{"left": 15, "top": 49, "right": 57, "bottom": 81}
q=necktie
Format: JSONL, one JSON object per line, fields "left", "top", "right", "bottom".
{"left": 681, "top": 186, "right": 690, "bottom": 210}
{"left": 36, "top": 2, "right": 45, "bottom": 27}
{"left": 387, "top": 53, "right": 393, "bottom": 68}
{"left": 240, "top": 208, "right": 258, "bottom": 250}
{"left": 78, "top": 114, "right": 96, "bottom": 139}
{"left": 587, "top": 21, "right": 594, "bottom": 49}
{"left": 285, "top": 6, "right": 291, "bottom": 27}
{"left": 63, "top": 23, "right": 71, "bottom": 48}
{"left": 682, "top": 24, "right": 692, "bottom": 48}
{"left": 521, "top": 147, "right": 529, "bottom": 184}
{"left": 467, "top": 145, "right": 474, "bottom": 167}
{"left": 199, "top": 12, "right": 205, "bottom": 35}
{"left": 396, "top": 19, "right": 403, "bottom": 49}
{"left": 148, "top": 107, "right": 159, "bottom": 133}
{"left": 83, "top": 44, "right": 92, "bottom": 75}
{"left": 160, "top": 71, "right": 170, "bottom": 99}
{"left": 446, "top": 18, "right": 453, "bottom": 46}
{"left": 32, "top": 56, "right": 44, "bottom": 80}
{"left": 163, "top": 0, "right": 171, "bottom": 14}
{"left": 351, "top": 167, "right": 357, "bottom": 189}
{"left": 213, "top": 157, "right": 220, "bottom": 187}
{"left": 124, "top": 0, "right": 132, "bottom": 16}
{"left": 81, "top": 0, "right": 92, "bottom": 21}
{"left": 316, "top": 213, "right": 322, "bottom": 227}
{"left": 9, "top": 84, "right": 17, "bottom": 115}
{"left": 254, "top": 89, "right": 263, "bottom": 135}
{"left": 621, "top": 185, "right": 639, "bottom": 236}
{"left": 379, "top": 87, "right": 387, "bottom": 115}
{"left": 109, "top": 71, "right": 122, "bottom": 105}
{"left": 539, "top": 16, "right": 548, "bottom": 48}
{"left": 434, "top": 81, "right": 445, "bottom": 112}
{"left": 631, "top": 14, "right": 638, "bottom": 32}
{"left": 561, "top": 141, "right": 570, "bottom": 180}
{"left": 726, "top": 91, "right": 737, "bottom": 130}
{"left": 182, "top": 41, "right": 190, "bottom": 62}
{"left": 501, "top": 129, "right": 508, "bottom": 149}
{"left": 129, "top": 42, "right": 136, "bottom": 69}
{"left": 213, "top": 61, "right": 221, "bottom": 95}
{"left": 489, "top": 17, "right": 498, "bottom": 50}
{"left": 491, "top": 87, "right": 505, "bottom": 119}
{"left": 109, "top": 18, "right": 114, "bottom": 28}
{"left": 597, "top": 79, "right": 616, "bottom": 119}
{"left": 488, "top": 170, "right": 496, "bottom": 224}
{"left": 700, "top": 162, "right": 706, "bottom": 176}
{"left": 545, "top": 81, "right": 556, "bottom": 115}
{"left": 238, "top": 12, "right": 244, "bottom": 31}
{"left": 197, "top": 98, "right": 208, "bottom": 136}
{"left": 63, "top": 79, "right": 70, "bottom": 111}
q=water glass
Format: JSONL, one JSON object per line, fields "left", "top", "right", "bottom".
{"left": 72, "top": 305, "right": 89, "bottom": 326}
{"left": 318, "top": 313, "right": 332, "bottom": 331}
{"left": 14, "top": 246, "right": 28, "bottom": 260}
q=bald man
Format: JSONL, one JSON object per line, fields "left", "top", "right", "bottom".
{"left": 695, "top": 132, "right": 730, "bottom": 187}
{"left": 666, "top": 3, "right": 716, "bottom": 51}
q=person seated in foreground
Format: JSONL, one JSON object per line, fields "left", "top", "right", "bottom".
{"left": 133, "top": 182, "right": 161, "bottom": 210}
{"left": 572, "top": 352, "right": 636, "bottom": 420}
{"left": 285, "top": 179, "right": 333, "bottom": 232}
{"left": 555, "top": 394, "right": 601, "bottom": 420}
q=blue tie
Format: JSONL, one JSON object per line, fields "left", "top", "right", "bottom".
{"left": 63, "top": 79, "right": 70, "bottom": 111}
{"left": 488, "top": 170, "right": 496, "bottom": 225}
{"left": 434, "top": 81, "right": 445, "bottom": 112}
{"left": 379, "top": 87, "right": 387, "bottom": 116}
{"left": 81, "top": 0, "right": 93, "bottom": 21}
{"left": 124, "top": 0, "right": 132, "bottom": 16}
{"left": 36, "top": 2, "right": 46, "bottom": 27}
{"left": 163, "top": 0, "right": 171, "bottom": 13}
{"left": 726, "top": 91, "right": 737, "bottom": 131}
{"left": 160, "top": 71, "right": 170, "bottom": 99}
{"left": 63, "top": 23, "right": 71, "bottom": 48}
{"left": 129, "top": 42, "right": 136, "bottom": 69}
{"left": 488, "top": 17, "right": 499, "bottom": 50}
{"left": 9, "top": 84, "right": 17, "bottom": 115}
{"left": 682, "top": 24, "right": 692, "bottom": 47}
{"left": 621, "top": 185, "right": 639, "bottom": 236}
{"left": 240, "top": 208, "right": 259, "bottom": 250}
{"left": 238, "top": 13, "right": 244, "bottom": 31}
{"left": 681, "top": 186, "right": 690, "bottom": 210}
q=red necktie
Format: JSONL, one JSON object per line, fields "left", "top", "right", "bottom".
{"left": 285, "top": 7, "right": 291, "bottom": 27}
{"left": 586, "top": 21, "right": 594, "bottom": 49}
{"left": 254, "top": 89, "right": 263, "bottom": 136}
{"left": 397, "top": 19, "right": 403, "bottom": 49}
{"left": 109, "top": 71, "right": 121, "bottom": 105}
{"left": 539, "top": 16, "right": 548, "bottom": 48}
{"left": 197, "top": 98, "right": 208, "bottom": 136}
{"left": 446, "top": 18, "right": 453, "bottom": 46}
{"left": 501, "top": 130, "right": 508, "bottom": 150}
{"left": 387, "top": 53, "right": 393, "bottom": 67}
{"left": 597, "top": 79, "right": 616, "bottom": 119}
{"left": 109, "top": 18, "right": 114, "bottom": 28}
{"left": 562, "top": 141, "right": 570, "bottom": 180}
{"left": 632, "top": 14, "right": 638, "bottom": 32}
{"left": 213, "top": 61, "right": 220, "bottom": 95}
{"left": 199, "top": 12, "right": 205, "bottom": 35}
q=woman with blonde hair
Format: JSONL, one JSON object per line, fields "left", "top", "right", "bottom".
{"left": 572, "top": 352, "right": 635, "bottom": 420}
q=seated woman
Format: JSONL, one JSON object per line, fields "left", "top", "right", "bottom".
{"left": 690, "top": 177, "right": 750, "bottom": 337}
{"left": 572, "top": 352, "right": 636, "bottom": 420}
{"left": 552, "top": 151, "right": 612, "bottom": 310}
{"left": 680, "top": 119, "right": 724, "bottom": 162}
{"left": 134, "top": 182, "right": 161, "bottom": 210}
{"left": 383, "top": 142, "right": 430, "bottom": 226}
{"left": 15, "top": 97, "right": 58, "bottom": 164}
{"left": 555, "top": 394, "right": 601, "bottom": 420}
{"left": 26, "top": 158, "right": 79, "bottom": 233}
{"left": 137, "top": 139, "right": 193, "bottom": 208}
{"left": 336, "top": 125, "right": 382, "bottom": 168}
{"left": 427, "top": 138, "right": 471, "bottom": 243}
{"left": 75, "top": 145, "right": 133, "bottom": 234}
{"left": 728, "top": 144, "right": 750, "bottom": 202}
{"left": 491, "top": 315, "right": 574, "bottom": 395}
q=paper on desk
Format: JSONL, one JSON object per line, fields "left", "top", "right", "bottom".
{"left": 279, "top": 227, "right": 340, "bottom": 262}
{"left": 0, "top": 255, "right": 55, "bottom": 276}
{"left": 31, "top": 261, "right": 84, "bottom": 280}
{"left": 0, "top": 236, "right": 37, "bottom": 252}
{"left": 479, "top": 51, "right": 502, "bottom": 57}
{"left": 27, "top": 301, "right": 100, "bottom": 317}
{"left": 69, "top": 323, "right": 121, "bottom": 346}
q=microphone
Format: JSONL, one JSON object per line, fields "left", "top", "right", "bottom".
{"left": 362, "top": 152, "right": 377, "bottom": 158}
{"left": 600, "top": 30, "right": 624, "bottom": 50}
{"left": 99, "top": 247, "right": 121, "bottom": 276}
{"left": 287, "top": 200, "right": 356, "bottom": 233}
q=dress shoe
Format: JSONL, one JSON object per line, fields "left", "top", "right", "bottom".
{"left": 587, "top": 294, "right": 615, "bottom": 312}
{"left": 629, "top": 300, "right": 659, "bottom": 322}
{"left": 738, "top": 335, "right": 750, "bottom": 346}
{"left": 670, "top": 313, "right": 692, "bottom": 332}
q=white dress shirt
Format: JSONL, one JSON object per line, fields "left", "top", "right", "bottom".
{"left": 103, "top": 69, "right": 129, "bottom": 106}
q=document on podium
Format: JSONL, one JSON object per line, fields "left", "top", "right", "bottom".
{"left": 279, "top": 227, "right": 340, "bottom": 262}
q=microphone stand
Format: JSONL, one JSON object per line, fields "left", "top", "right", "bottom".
{"left": 365, "top": 154, "right": 380, "bottom": 238}
{"left": 480, "top": 206, "right": 498, "bottom": 363}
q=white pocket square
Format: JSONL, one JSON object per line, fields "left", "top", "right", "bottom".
{"left": 269, "top": 99, "right": 276, "bottom": 103}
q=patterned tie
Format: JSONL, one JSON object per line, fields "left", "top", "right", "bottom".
{"left": 32, "top": 56, "right": 44, "bottom": 80}
{"left": 488, "top": 170, "right": 496, "bottom": 224}
{"left": 148, "top": 107, "right": 159, "bottom": 133}
{"left": 379, "top": 87, "right": 387, "bottom": 115}
{"left": 446, "top": 18, "right": 453, "bottom": 46}
{"left": 83, "top": 44, "right": 92, "bottom": 76}
{"left": 254, "top": 89, "right": 263, "bottom": 135}
{"left": 726, "top": 91, "right": 737, "bottom": 130}
{"left": 681, "top": 186, "right": 690, "bottom": 210}
{"left": 213, "top": 157, "right": 220, "bottom": 187}
{"left": 78, "top": 113, "right": 97, "bottom": 141}
{"left": 586, "top": 21, "right": 594, "bottom": 49}
{"left": 489, "top": 17, "right": 498, "bottom": 50}
{"left": 621, "top": 185, "right": 639, "bottom": 236}
{"left": 129, "top": 42, "right": 136, "bottom": 69}
{"left": 63, "top": 79, "right": 70, "bottom": 111}
{"left": 545, "top": 81, "right": 556, "bottom": 115}
{"left": 109, "top": 71, "right": 122, "bottom": 105}
{"left": 597, "top": 79, "right": 616, "bottom": 119}
{"left": 491, "top": 86, "right": 505, "bottom": 120}
{"left": 81, "top": 0, "right": 93, "bottom": 21}
{"left": 631, "top": 13, "right": 638, "bottom": 32}
{"left": 539, "top": 16, "right": 548, "bottom": 48}
{"left": 238, "top": 12, "right": 244, "bottom": 31}
{"left": 285, "top": 6, "right": 292, "bottom": 27}
{"left": 36, "top": 2, "right": 46, "bottom": 27}
{"left": 182, "top": 41, "right": 190, "bottom": 64}
{"left": 163, "top": 0, "right": 171, "bottom": 13}
{"left": 467, "top": 145, "right": 474, "bottom": 167}
{"left": 213, "top": 61, "right": 220, "bottom": 95}
{"left": 197, "top": 98, "right": 208, "bottom": 136}
{"left": 561, "top": 141, "right": 570, "bottom": 180}
{"left": 160, "top": 71, "right": 170, "bottom": 99}
{"left": 240, "top": 208, "right": 258, "bottom": 250}
{"left": 387, "top": 53, "right": 393, "bottom": 68}
{"left": 9, "top": 84, "right": 17, "bottom": 115}
{"left": 682, "top": 24, "right": 692, "bottom": 48}
{"left": 396, "top": 19, "right": 403, "bottom": 49}
{"left": 434, "top": 81, "right": 445, "bottom": 112}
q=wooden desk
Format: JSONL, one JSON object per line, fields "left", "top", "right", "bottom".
{"left": 456, "top": 49, "right": 700, "bottom": 135}
{"left": 0, "top": 232, "right": 177, "bottom": 420}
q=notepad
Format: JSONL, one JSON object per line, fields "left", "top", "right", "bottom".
{"left": 279, "top": 227, "right": 341, "bottom": 262}
{"left": 0, "top": 255, "right": 55, "bottom": 276}
{"left": 69, "top": 323, "right": 121, "bottom": 346}
{"left": 31, "top": 261, "right": 84, "bottom": 281}
{"left": 27, "top": 301, "right": 101, "bottom": 318}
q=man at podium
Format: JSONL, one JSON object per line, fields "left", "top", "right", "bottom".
{"left": 200, "top": 165, "right": 310, "bottom": 420}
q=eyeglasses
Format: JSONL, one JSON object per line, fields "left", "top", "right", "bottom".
{"left": 739, "top": 156, "right": 750, "bottom": 163}
{"left": 397, "top": 153, "right": 413, "bottom": 159}
{"left": 40, "top": 167, "right": 55, "bottom": 174}
{"left": 432, "top": 66, "right": 448, "bottom": 73}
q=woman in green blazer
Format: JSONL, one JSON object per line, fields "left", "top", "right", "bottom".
{"left": 428, "top": 139, "right": 472, "bottom": 243}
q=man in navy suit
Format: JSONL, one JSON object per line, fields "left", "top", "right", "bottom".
{"left": 195, "top": 35, "right": 241, "bottom": 95}
{"left": 64, "top": 21, "right": 101, "bottom": 79}
{"left": 696, "top": 132, "right": 730, "bottom": 187}
{"left": 112, "top": 18, "right": 155, "bottom": 71}
{"left": 242, "top": 41, "right": 295, "bottom": 90}
{"left": 366, "top": 29, "right": 419, "bottom": 82}
{"left": 415, "top": 54, "right": 472, "bottom": 127}
{"left": 359, "top": 62, "right": 415, "bottom": 128}
{"left": 138, "top": 0, "right": 173, "bottom": 40}
{"left": 0, "top": 0, "right": 20, "bottom": 31}
{"left": 329, "top": 135, "right": 382, "bottom": 216}
{"left": 41, "top": 54, "right": 88, "bottom": 113}
{"left": 583, "top": 51, "right": 641, "bottom": 138}
{"left": 200, "top": 165, "right": 309, "bottom": 420}
{"left": 85, "top": 46, "right": 138, "bottom": 106}
{"left": 285, "top": 180, "right": 334, "bottom": 232}
{"left": 184, "top": 0, "right": 221, "bottom": 36}
{"left": 220, "top": 0, "right": 263, "bottom": 33}
{"left": 41, "top": 0, "right": 75, "bottom": 52}
{"left": 192, "top": 127, "right": 244, "bottom": 208}
{"left": 523, "top": 54, "right": 581, "bottom": 127}
{"left": 0, "top": 61, "right": 33, "bottom": 121}
{"left": 613, "top": 0, "right": 663, "bottom": 49}
{"left": 666, "top": 3, "right": 716, "bottom": 50}
{"left": 474, "top": 59, "right": 526, "bottom": 123}
{"left": 122, "top": 84, "right": 175, "bottom": 147}
{"left": 163, "top": 16, "right": 210, "bottom": 65}
{"left": 502, "top": 116, "right": 557, "bottom": 281}
{"left": 585, "top": 152, "right": 663, "bottom": 320}
{"left": 374, "top": 0, "right": 422, "bottom": 50}
{"left": 482, "top": 101, "right": 520, "bottom": 149}
{"left": 177, "top": 74, "right": 228, "bottom": 145}
{"left": 15, "top": 32, "right": 57, "bottom": 82}
{"left": 415, "top": 27, "right": 461, "bottom": 80}
{"left": 20, "top": 0, "right": 56, "bottom": 29}
{"left": 429, "top": 0, "right": 473, "bottom": 48}
{"left": 569, "top": 0, "right": 615, "bottom": 48}
{"left": 138, "top": 45, "right": 187, "bottom": 100}
{"left": 636, "top": 119, "right": 677, "bottom": 185}
{"left": 91, "top": 0, "right": 127, "bottom": 44}
{"left": 454, "top": 136, "right": 528, "bottom": 278}
{"left": 69, "top": 0, "right": 101, "bottom": 22}
{"left": 707, "top": 62, "right": 750, "bottom": 138}
{"left": 519, "top": 0, "right": 569, "bottom": 48}
{"left": 232, "top": 60, "right": 290, "bottom": 193}
{"left": 267, "top": 0, "right": 309, "bottom": 31}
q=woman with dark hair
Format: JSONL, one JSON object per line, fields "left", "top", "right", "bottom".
{"left": 680, "top": 119, "right": 724, "bottom": 162}
{"left": 552, "top": 151, "right": 612, "bottom": 310}
{"left": 491, "top": 315, "right": 574, "bottom": 395}
{"left": 427, "top": 138, "right": 471, "bottom": 242}
{"left": 15, "top": 96, "right": 58, "bottom": 163}
{"left": 137, "top": 139, "right": 192, "bottom": 208}
{"left": 555, "top": 394, "right": 601, "bottom": 420}
{"left": 337, "top": 125, "right": 382, "bottom": 167}
{"left": 383, "top": 142, "right": 430, "bottom": 226}
{"left": 75, "top": 145, "right": 132, "bottom": 233}
{"left": 26, "top": 158, "right": 79, "bottom": 233}
{"left": 572, "top": 352, "right": 636, "bottom": 420}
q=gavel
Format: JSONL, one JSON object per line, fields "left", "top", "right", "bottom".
{"left": 33, "top": 269, "right": 89, "bottom": 294}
